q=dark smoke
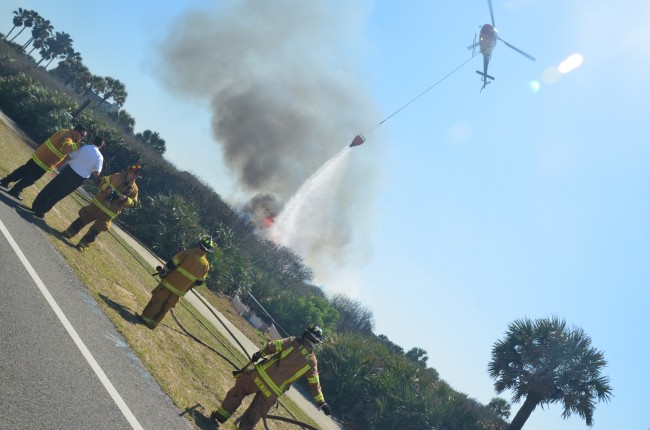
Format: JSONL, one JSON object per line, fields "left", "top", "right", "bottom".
{"left": 157, "top": 0, "right": 383, "bottom": 290}
{"left": 240, "top": 193, "right": 282, "bottom": 230}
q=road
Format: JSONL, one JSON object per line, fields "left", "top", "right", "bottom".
{"left": 0, "top": 193, "right": 190, "bottom": 429}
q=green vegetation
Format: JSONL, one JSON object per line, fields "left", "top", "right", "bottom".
{"left": 0, "top": 10, "right": 518, "bottom": 429}
{"left": 488, "top": 317, "right": 612, "bottom": 430}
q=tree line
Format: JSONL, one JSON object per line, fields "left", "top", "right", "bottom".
{"left": 0, "top": 11, "right": 612, "bottom": 429}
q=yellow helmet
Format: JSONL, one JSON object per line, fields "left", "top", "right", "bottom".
{"left": 198, "top": 236, "right": 215, "bottom": 253}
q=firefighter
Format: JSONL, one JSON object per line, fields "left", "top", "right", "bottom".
{"left": 62, "top": 164, "right": 142, "bottom": 251}
{"left": 139, "top": 236, "right": 215, "bottom": 329}
{"left": 210, "top": 325, "right": 332, "bottom": 430}
{"left": 0, "top": 125, "right": 87, "bottom": 200}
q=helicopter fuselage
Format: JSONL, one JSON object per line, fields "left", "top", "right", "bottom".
{"left": 479, "top": 24, "right": 498, "bottom": 60}
{"left": 477, "top": 24, "right": 498, "bottom": 89}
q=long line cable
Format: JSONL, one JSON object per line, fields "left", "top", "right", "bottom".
{"left": 365, "top": 52, "right": 479, "bottom": 135}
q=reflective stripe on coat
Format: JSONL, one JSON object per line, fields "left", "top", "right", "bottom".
{"left": 32, "top": 129, "right": 79, "bottom": 172}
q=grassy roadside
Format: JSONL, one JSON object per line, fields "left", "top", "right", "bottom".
{"left": 0, "top": 119, "right": 320, "bottom": 430}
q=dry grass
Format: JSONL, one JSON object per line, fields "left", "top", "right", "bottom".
{"left": 0, "top": 118, "right": 321, "bottom": 430}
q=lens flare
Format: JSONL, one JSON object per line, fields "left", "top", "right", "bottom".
{"left": 448, "top": 122, "right": 472, "bottom": 144}
{"left": 558, "top": 53, "right": 584, "bottom": 74}
{"left": 529, "top": 81, "right": 541, "bottom": 92}
{"left": 542, "top": 66, "right": 562, "bottom": 85}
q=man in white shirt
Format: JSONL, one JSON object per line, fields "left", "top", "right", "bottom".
{"left": 31, "top": 136, "right": 105, "bottom": 219}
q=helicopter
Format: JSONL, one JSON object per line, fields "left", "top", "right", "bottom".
{"left": 469, "top": 0, "right": 535, "bottom": 91}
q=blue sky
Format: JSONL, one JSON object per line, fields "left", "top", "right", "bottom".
{"left": 2, "top": 1, "right": 649, "bottom": 429}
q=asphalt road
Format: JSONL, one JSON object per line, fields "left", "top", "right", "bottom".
{"left": 0, "top": 192, "right": 190, "bottom": 430}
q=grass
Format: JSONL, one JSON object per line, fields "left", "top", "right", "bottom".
{"left": 0, "top": 117, "right": 321, "bottom": 430}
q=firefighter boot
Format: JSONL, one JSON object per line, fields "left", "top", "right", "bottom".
{"left": 77, "top": 228, "right": 100, "bottom": 252}
{"left": 63, "top": 219, "right": 85, "bottom": 239}
{"left": 138, "top": 314, "right": 158, "bottom": 330}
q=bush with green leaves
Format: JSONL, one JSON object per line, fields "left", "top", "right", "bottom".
{"left": 119, "top": 193, "right": 204, "bottom": 261}
{"left": 318, "top": 333, "right": 505, "bottom": 430}
{"left": 0, "top": 73, "right": 74, "bottom": 139}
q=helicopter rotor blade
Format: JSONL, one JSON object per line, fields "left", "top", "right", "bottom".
{"left": 498, "top": 37, "right": 536, "bottom": 61}
{"left": 487, "top": 0, "right": 495, "bottom": 27}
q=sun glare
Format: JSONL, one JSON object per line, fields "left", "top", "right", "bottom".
{"left": 558, "top": 53, "right": 584, "bottom": 74}
{"left": 542, "top": 66, "right": 562, "bottom": 85}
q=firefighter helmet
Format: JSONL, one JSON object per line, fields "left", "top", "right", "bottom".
{"left": 128, "top": 163, "right": 144, "bottom": 177}
{"left": 198, "top": 236, "right": 215, "bottom": 253}
{"left": 303, "top": 325, "right": 323, "bottom": 344}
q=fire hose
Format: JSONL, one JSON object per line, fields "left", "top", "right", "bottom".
{"left": 152, "top": 270, "right": 324, "bottom": 430}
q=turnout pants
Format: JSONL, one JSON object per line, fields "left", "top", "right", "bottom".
{"left": 214, "top": 370, "right": 278, "bottom": 430}
{"left": 64, "top": 204, "right": 113, "bottom": 247}
{"left": 78, "top": 204, "right": 113, "bottom": 232}
{"left": 141, "top": 284, "right": 181, "bottom": 328}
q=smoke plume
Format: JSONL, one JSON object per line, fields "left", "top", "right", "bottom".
{"left": 158, "top": 0, "right": 383, "bottom": 290}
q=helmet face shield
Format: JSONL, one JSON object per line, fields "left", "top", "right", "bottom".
{"left": 303, "top": 325, "right": 323, "bottom": 344}
{"left": 199, "top": 237, "right": 215, "bottom": 253}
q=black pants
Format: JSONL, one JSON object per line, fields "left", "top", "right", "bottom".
{"left": 31, "top": 166, "right": 85, "bottom": 215}
{"left": 2, "top": 159, "right": 47, "bottom": 193}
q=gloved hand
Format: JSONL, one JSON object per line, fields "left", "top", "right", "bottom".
{"left": 320, "top": 403, "right": 331, "bottom": 416}
{"left": 155, "top": 266, "right": 168, "bottom": 278}
{"left": 251, "top": 351, "right": 262, "bottom": 363}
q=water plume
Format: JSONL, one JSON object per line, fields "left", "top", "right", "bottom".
{"left": 157, "top": 0, "right": 383, "bottom": 289}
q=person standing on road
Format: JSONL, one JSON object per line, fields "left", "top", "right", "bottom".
{"left": 62, "top": 163, "right": 142, "bottom": 252}
{"left": 139, "top": 237, "right": 214, "bottom": 329}
{"left": 210, "top": 325, "right": 332, "bottom": 429}
{"left": 0, "top": 125, "right": 87, "bottom": 200}
{"left": 30, "top": 136, "right": 104, "bottom": 219}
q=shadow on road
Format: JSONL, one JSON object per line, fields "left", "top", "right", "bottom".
{"left": 1, "top": 190, "right": 79, "bottom": 249}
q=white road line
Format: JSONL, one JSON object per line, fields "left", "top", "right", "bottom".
{"left": 0, "top": 219, "right": 144, "bottom": 430}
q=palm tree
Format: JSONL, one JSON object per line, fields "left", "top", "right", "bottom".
{"left": 86, "top": 75, "right": 107, "bottom": 97}
{"left": 108, "top": 109, "right": 136, "bottom": 133}
{"left": 5, "top": 8, "right": 27, "bottom": 40}
{"left": 49, "top": 57, "right": 88, "bottom": 89}
{"left": 405, "top": 347, "right": 429, "bottom": 368}
{"left": 488, "top": 317, "right": 612, "bottom": 430}
{"left": 21, "top": 16, "right": 52, "bottom": 52}
{"left": 135, "top": 129, "right": 167, "bottom": 155}
{"left": 487, "top": 397, "right": 511, "bottom": 420}
{"left": 65, "top": 49, "right": 83, "bottom": 63}
{"left": 28, "top": 33, "right": 47, "bottom": 56}
{"left": 100, "top": 76, "right": 128, "bottom": 107}
{"left": 37, "top": 31, "right": 73, "bottom": 68}
{"left": 9, "top": 9, "right": 37, "bottom": 43}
